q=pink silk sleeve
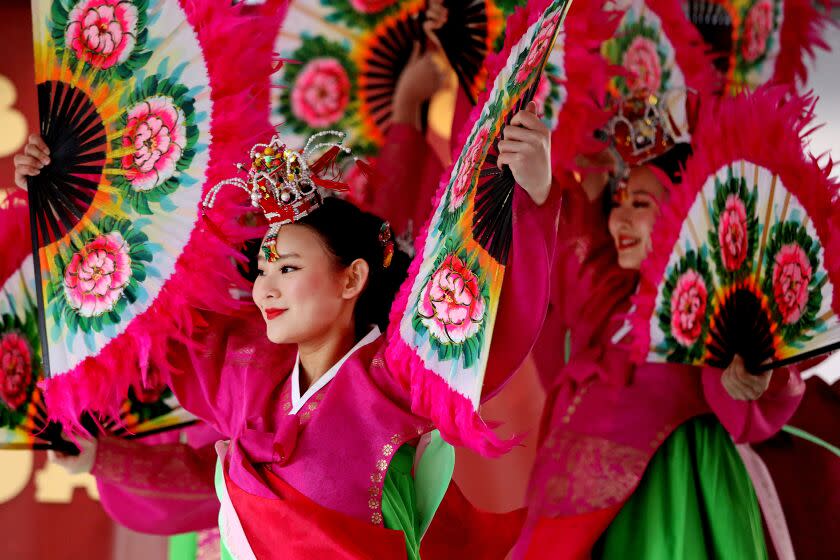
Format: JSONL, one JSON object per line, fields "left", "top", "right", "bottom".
{"left": 532, "top": 182, "right": 631, "bottom": 382}
{"left": 165, "top": 307, "right": 296, "bottom": 437}
{"left": 92, "top": 437, "right": 219, "bottom": 534}
{"left": 369, "top": 123, "right": 444, "bottom": 237}
{"left": 701, "top": 366, "right": 806, "bottom": 444}
{"left": 481, "top": 180, "right": 563, "bottom": 399}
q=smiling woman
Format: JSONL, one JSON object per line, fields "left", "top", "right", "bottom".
{"left": 28, "top": 105, "right": 557, "bottom": 558}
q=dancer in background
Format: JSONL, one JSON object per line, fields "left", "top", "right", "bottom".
{"left": 517, "top": 94, "right": 804, "bottom": 559}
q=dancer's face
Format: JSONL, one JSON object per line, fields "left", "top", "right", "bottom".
{"left": 252, "top": 224, "right": 368, "bottom": 345}
{"left": 607, "top": 166, "right": 666, "bottom": 270}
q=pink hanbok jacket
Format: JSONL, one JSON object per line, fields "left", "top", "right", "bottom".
{"left": 90, "top": 184, "right": 562, "bottom": 544}
{"left": 515, "top": 181, "right": 805, "bottom": 557}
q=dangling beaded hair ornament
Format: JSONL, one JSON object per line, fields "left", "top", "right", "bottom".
{"left": 203, "top": 130, "right": 393, "bottom": 267}
{"left": 601, "top": 89, "right": 699, "bottom": 199}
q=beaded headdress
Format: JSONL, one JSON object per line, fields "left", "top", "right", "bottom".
{"left": 602, "top": 89, "right": 698, "bottom": 196}
{"left": 203, "top": 131, "right": 393, "bottom": 266}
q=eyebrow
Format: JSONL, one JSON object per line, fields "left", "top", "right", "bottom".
{"left": 256, "top": 251, "right": 301, "bottom": 263}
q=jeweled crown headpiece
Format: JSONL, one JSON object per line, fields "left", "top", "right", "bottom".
{"left": 203, "top": 130, "right": 393, "bottom": 266}
{"left": 605, "top": 90, "right": 695, "bottom": 166}
{"left": 204, "top": 130, "right": 354, "bottom": 227}
{"left": 601, "top": 89, "right": 699, "bottom": 194}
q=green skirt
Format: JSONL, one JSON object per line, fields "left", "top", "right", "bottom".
{"left": 594, "top": 415, "right": 768, "bottom": 560}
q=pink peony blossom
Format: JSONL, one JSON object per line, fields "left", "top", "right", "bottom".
{"left": 515, "top": 12, "right": 561, "bottom": 84}
{"left": 622, "top": 36, "right": 662, "bottom": 95}
{"left": 418, "top": 253, "right": 486, "bottom": 344}
{"left": 65, "top": 0, "right": 138, "bottom": 70}
{"left": 669, "top": 269, "right": 708, "bottom": 347}
{"left": 291, "top": 58, "right": 351, "bottom": 128}
{"left": 349, "top": 0, "right": 397, "bottom": 14}
{"left": 121, "top": 96, "right": 187, "bottom": 192}
{"left": 742, "top": 0, "right": 774, "bottom": 63}
{"left": 449, "top": 126, "right": 490, "bottom": 210}
{"left": 718, "top": 194, "right": 749, "bottom": 272}
{"left": 64, "top": 231, "right": 133, "bottom": 318}
{"left": 0, "top": 332, "right": 32, "bottom": 410}
{"left": 772, "top": 243, "right": 812, "bottom": 325}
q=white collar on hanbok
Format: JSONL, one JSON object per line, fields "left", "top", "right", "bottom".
{"left": 290, "top": 326, "right": 382, "bottom": 415}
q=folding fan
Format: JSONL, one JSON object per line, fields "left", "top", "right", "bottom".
{"left": 601, "top": 0, "right": 718, "bottom": 110}
{"left": 683, "top": 0, "right": 835, "bottom": 94}
{"left": 629, "top": 88, "right": 840, "bottom": 373}
{"left": 386, "top": 0, "right": 570, "bottom": 454}
{"left": 0, "top": 258, "right": 72, "bottom": 451}
{"left": 272, "top": 0, "right": 503, "bottom": 153}
{"left": 0, "top": 255, "right": 196, "bottom": 449}
{"left": 30, "top": 0, "right": 283, "bottom": 427}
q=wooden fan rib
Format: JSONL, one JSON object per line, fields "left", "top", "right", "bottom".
{"left": 33, "top": 188, "right": 60, "bottom": 246}
{"left": 36, "top": 82, "right": 50, "bottom": 138}
{"left": 756, "top": 173, "right": 778, "bottom": 280}
{"left": 43, "top": 81, "right": 64, "bottom": 144}
{"left": 68, "top": 150, "right": 107, "bottom": 166}
{"left": 362, "top": 68, "right": 399, "bottom": 81}
{"left": 53, "top": 83, "right": 80, "bottom": 140}
{"left": 364, "top": 90, "right": 397, "bottom": 105}
{"left": 65, "top": 164, "right": 106, "bottom": 175}
{"left": 61, "top": 172, "right": 100, "bottom": 194}
{"left": 43, "top": 176, "right": 87, "bottom": 224}
{"left": 63, "top": 86, "right": 90, "bottom": 130}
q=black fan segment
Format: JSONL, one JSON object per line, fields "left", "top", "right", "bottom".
{"left": 684, "top": 0, "right": 733, "bottom": 77}
{"left": 706, "top": 287, "right": 776, "bottom": 373}
{"left": 433, "top": 0, "right": 492, "bottom": 104}
{"left": 471, "top": 77, "right": 541, "bottom": 264}
{"left": 359, "top": 14, "right": 424, "bottom": 132}
{"left": 31, "top": 80, "right": 106, "bottom": 248}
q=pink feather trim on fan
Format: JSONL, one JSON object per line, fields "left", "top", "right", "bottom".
{"left": 385, "top": 0, "right": 558, "bottom": 456}
{"left": 773, "top": 0, "right": 837, "bottom": 88}
{"left": 41, "top": 0, "right": 288, "bottom": 430}
{"left": 628, "top": 86, "right": 840, "bottom": 364}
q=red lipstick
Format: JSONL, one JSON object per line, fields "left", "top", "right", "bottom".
{"left": 264, "top": 308, "right": 287, "bottom": 320}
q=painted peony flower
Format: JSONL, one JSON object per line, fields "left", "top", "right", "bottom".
{"left": 64, "top": 231, "right": 133, "bottom": 318}
{"left": 0, "top": 332, "right": 33, "bottom": 410}
{"left": 121, "top": 95, "right": 187, "bottom": 192}
{"left": 65, "top": 0, "right": 139, "bottom": 70}
{"left": 515, "top": 12, "right": 562, "bottom": 83}
{"left": 622, "top": 36, "right": 662, "bottom": 95}
{"left": 718, "top": 194, "right": 749, "bottom": 272}
{"left": 349, "top": 0, "right": 398, "bottom": 14}
{"left": 669, "top": 269, "right": 708, "bottom": 347}
{"left": 449, "top": 126, "right": 490, "bottom": 211}
{"left": 291, "top": 58, "right": 352, "bottom": 128}
{"left": 742, "top": 0, "right": 774, "bottom": 63}
{"left": 418, "top": 253, "right": 486, "bottom": 344}
{"left": 772, "top": 243, "right": 812, "bottom": 325}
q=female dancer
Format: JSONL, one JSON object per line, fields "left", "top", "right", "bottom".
{"left": 18, "top": 99, "right": 559, "bottom": 558}
{"left": 516, "top": 97, "right": 804, "bottom": 559}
